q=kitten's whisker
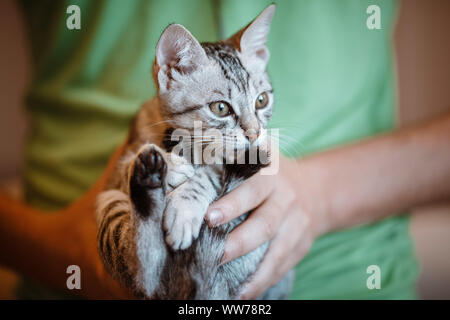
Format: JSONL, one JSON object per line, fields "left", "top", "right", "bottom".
{"left": 277, "top": 144, "right": 297, "bottom": 159}
{"left": 268, "top": 132, "right": 305, "bottom": 158}
{"left": 145, "top": 119, "right": 176, "bottom": 129}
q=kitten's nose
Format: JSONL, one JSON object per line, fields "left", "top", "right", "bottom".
{"left": 245, "top": 129, "right": 260, "bottom": 144}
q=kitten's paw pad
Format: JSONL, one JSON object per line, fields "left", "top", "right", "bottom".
{"left": 132, "top": 145, "right": 167, "bottom": 189}
{"left": 163, "top": 201, "right": 203, "bottom": 250}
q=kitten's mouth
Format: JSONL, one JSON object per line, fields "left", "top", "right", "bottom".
{"left": 162, "top": 125, "right": 271, "bottom": 165}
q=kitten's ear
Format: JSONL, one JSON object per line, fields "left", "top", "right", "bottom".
{"left": 229, "top": 4, "right": 275, "bottom": 68}
{"left": 154, "top": 24, "right": 208, "bottom": 91}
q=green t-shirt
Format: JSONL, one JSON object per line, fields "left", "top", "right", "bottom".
{"left": 19, "top": 0, "right": 418, "bottom": 299}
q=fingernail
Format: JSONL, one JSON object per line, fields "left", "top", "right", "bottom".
{"left": 207, "top": 209, "right": 223, "bottom": 227}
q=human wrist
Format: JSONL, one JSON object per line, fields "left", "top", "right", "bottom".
{"left": 294, "top": 155, "right": 334, "bottom": 238}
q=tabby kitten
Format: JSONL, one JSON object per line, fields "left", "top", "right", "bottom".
{"left": 96, "top": 5, "right": 294, "bottom": 299}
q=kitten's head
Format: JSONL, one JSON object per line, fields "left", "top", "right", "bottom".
{"left": 153, "top": 5, "right": 275, "bottom": 157}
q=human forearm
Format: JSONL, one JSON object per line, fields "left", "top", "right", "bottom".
{"left": 0, "top": 141, "right": 132, "bottom": 299}
{"left": 0, "top": 194, "right": 49, "bottom": 279}
{"left": 0, "top": 192, "right": 132, "bottom": 299}
{"left": 299, "top": 112, "right": 450, "bottom": 235}
{"left": 197, "top": 114, "right": 450, "bottom": 298}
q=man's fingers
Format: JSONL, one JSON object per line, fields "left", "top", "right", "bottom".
{"left": 238, "top": 228, "right": 291, "bottom": 299}
{"left": 206, "top": 174, "right": 274, "bottom": 227}
{"left": 239, "top": 206, "right": 310, "bottom": 299}
{"left": 221, "top": 199, "right": 285, "bottom": 264}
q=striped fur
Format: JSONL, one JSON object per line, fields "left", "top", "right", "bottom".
{"left": 96, "top": 190, "right": 137, "bottom": 291}
{"left": 96, "top": 5, "right": 294, "bottom": 299}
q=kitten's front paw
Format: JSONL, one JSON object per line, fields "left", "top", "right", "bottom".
{"left": 132, "top": 145, "right": 167, "bottom": 189}
{"left": 166, "top": 153, "right": 195, "bottom": 192}
{"left": 130, "top": 145, "right": 168, "bottom": 219}
{"left": 163, "top": 196, "right": 205, "bottom": 250}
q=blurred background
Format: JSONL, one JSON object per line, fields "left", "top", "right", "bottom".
{"left": 0, "top": 0, "right": 449, "bottom": 299}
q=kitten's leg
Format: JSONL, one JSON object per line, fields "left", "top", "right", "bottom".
{"left": 97, "top": 143, "right": 196, "bottom": 296}
{"left": 96, "top": 189, "right": 137, "bottom": 290}
{"left": 127, "top": 144, "right": 171, "bottom": 297}
{"left": 97, "top": 144, "right": 170, "bottom": 296}
{"left": 164, "top": 165, "right": 222, "bottom": 250}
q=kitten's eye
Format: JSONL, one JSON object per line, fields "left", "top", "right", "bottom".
{"left": 209, "top": 101, "right": 231, "bottom": 117}
{"left": 255, "top": 92, "right": 269, "bottom": 109}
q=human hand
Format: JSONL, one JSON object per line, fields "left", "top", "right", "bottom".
{"left": 205, "top": 156, "right": 324, "bottom": 299}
